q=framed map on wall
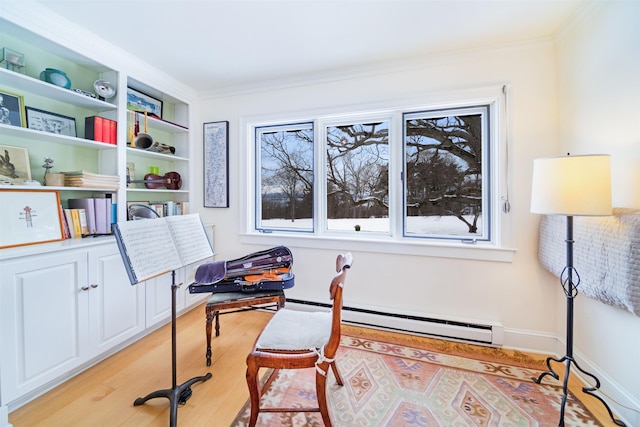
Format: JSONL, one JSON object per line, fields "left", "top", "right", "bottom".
{"left": 203, "top": 121, "right": 229, "bottom": 208}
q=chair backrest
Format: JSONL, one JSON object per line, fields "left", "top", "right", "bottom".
{"left": 325, "top": 253, "right": 353, "bottom": 358}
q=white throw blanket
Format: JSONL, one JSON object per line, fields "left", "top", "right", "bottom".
{"left": 538, "top": 208, "right": 640, "bottom": 316}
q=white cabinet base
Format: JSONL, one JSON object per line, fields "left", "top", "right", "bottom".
{"left": 0, "top": 242, "right": 208, "bottom": 413}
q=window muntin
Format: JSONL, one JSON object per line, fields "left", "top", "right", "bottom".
{"left": 403, "top": 106, "right": 489, "bottom": 240}
{"left": 326, "top": 121, "right": 390, "bottom": 233}
{"left": 256, "top": 122, "right": 314, "bottom": 232}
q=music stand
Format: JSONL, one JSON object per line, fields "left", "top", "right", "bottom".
{"left": 113, "top": 214, "right": 214, "bottom": 427}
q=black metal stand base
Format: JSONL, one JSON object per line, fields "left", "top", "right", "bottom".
{"left": 134, "top": 372, "right": 212, "bottom": 427}
{"left": 134, "top": 271, "right": 212, "bottom": 427}
{"left": 533, "top": 355, "right": 626, "bottom": 426}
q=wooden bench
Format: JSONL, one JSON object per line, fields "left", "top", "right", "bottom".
{"left": 204, "top": 290, "right": 286, "bottom": 366}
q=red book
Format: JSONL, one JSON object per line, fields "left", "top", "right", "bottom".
{"left": 101, "top": 117, "right": 110, "bottom": 143}
{"left": 109, "top": 119, "right": 117, "bottom": 144}
{"left": 85, "top": 116, "right": 104, "bottom": 142}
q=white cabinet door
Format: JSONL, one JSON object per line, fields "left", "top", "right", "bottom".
{"left": 88, "top": 245, "right": 145, "bottom": 355}
{"left": 0, "top": 251, "right": 88, "bottom": 405}
{"left": 144, "top": 271, "right": 176, "bottom": 327}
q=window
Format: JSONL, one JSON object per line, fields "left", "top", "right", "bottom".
{"left": 403, "top": 106, "right": 490, "bottom": 241}
{"left": 256, "top": 122, "right": 314, "bottom": 232}
{"left": 247, "top": 96, "right": 507, "bottom": 255}
{"left": 326, "top": 121, "right": 389, "bottom": 233}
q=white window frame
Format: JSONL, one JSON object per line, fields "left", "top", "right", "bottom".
{"left": 239, "top": 87, "right": 515, "bottom": 262}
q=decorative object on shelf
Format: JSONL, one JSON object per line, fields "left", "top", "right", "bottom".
{"left": 0, "top": 88, "right": 26, "bottom": 127}
{"left": 126, "top": 162, "right": 136, "bottom": 187}
{"left": 25, "top": 106, "right": 77, "bottom": 137}
{"left": 127, "top": 171, "right": 182, "bottom": 190}
{"left": 42, "top": 157, "right": 64, "bottom": 186}
{"left": 42, "top": 157, "right": 53, "bottom": 184}
{"left": 0, "top": 47, "right": 25, "bottom": 73}
{"left": 71, "top": 88, "right": 97, "bottom": 99}
{"left": 127, "top": 87, "right": 162, "bottom": 118}
{"left": 134, "top": 111, "right": 154, "bottom": 149}
{"left": 530, "top": 154, "right": 626, "bottom": 427}
{"left": 149, "top": 166, "right": 159, "bottom": 175}
{"left": 203, "top": 121, "right": 229, "bottom": 208}
{"left": 146, "top": 141, "right": 176, "bottom": 154}
{"left": 0, "top": 145, "right": 31, "bottom": 185}
{"left": 93, "top": 79, "right": 116, "bottom": 100}
{"left": 0, "top": 189, "right": 64, "bottom": 249}
{"left": 45, "top": 173, "right": 64, "bottom": 187}
{"left": 39, "top": 68, "right": 71, "bottom": 89}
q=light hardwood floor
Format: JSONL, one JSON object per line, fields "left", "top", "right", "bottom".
{"left": 8, "top": 303, "right": 624, "bottom": 426}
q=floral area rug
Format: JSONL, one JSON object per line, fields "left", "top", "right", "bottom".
{"left": 231, "top": 330, "right": 603, "bottom": 427}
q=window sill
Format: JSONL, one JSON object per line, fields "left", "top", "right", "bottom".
{"left": 240, "top": 232, "right": 516, "bottom": 263}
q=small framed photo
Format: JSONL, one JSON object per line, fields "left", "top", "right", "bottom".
{"left": 203, "top": 121, "right": 229, "bottom": 208}
{"left": 0, "top": 189, "right": 64, "bottom": 248}
{"left": 127, "top": 87, "right": 163, "bottom": 118}
{"left": 0, "top": 88, "right": 26, "bottom": 127}
{"left": 25, "top": 107, "right": 77, "bottom": 137}
{"left": 0, "top": 144, "right": 32, "bottom": 184}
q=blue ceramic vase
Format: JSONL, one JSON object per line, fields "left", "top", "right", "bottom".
{"left": 40, "top": 68, "right": 71, "bottom": 89}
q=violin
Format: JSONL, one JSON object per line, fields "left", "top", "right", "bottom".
{"left": 127, "top": 171, "right": 182, "bottom": 190}
{"left": 244, "top": 268, "right": 291, "bottom": 283}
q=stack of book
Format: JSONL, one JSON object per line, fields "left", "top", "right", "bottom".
{"left": 85, "top": 116, "right": 117, "bottom": 144}
{"left": 149, "top": 201, "right": 190, "bottom": 217}
{"left": 63, "top": 170, "right": 120, "bottom": 189}
{"left": 61, "top": 195, "right": 116, "bottom": 239}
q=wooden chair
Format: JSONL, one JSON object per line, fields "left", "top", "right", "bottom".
{"left": 245, "top": 252, "right": 353, "bottom": 427}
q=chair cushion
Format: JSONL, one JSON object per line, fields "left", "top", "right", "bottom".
{"left": 256, "top": 309, "right": 332, "bottom": 351}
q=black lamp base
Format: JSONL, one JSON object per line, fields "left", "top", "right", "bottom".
{"left": 533, "top": 354, "right": 626, "bottom": 426}
{"left": 533, "top": 216, "right": 626, "bottom": 427}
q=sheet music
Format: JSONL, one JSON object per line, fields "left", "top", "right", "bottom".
{"left": 165, "top": 214, "right": 214, "bottom": 265}
{"left": 113, "top": 218, "right": 180, "bottom": 283}
{"left": 113, "top": 214, "right": 213, "bottom": 285}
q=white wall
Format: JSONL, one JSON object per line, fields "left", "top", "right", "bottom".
{"left": 556, "top": 1, "right": 640, "bottom": 424}
{"left": 195, "top": 42, "right": 559, "bottom": 342}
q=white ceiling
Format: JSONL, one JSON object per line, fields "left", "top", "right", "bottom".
{"left": 32, "top": 0, "right": 589, "bottom": 97}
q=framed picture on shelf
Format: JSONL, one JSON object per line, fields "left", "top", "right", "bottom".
{"left": 0, "top": 189, "right": 64, "bottom": 248}
{"left": 0, "top": 88, "right": 26, "bottom": 127}
{"left": 127, "top": 87, "right": 162, "bottom": 118}
{"left": 0, "top": 144, "right": 31, "bottom": 184}
{"left": 25, "top": 107, "right": 77, "bottom": 137}
{"left": 203, "top": 121, "right": 229, "bottom": 208}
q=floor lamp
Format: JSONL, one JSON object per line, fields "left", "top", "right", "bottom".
{"left": 530, "top": 154, "right": 626, "bottom": 427}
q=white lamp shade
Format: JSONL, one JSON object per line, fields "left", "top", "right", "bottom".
{"left": 531, "top": 154, "right": 612, "bottom": 216}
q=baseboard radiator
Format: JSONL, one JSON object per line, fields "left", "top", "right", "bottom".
{"left": 285, "top": 299, "right": 504, "bottom": 346}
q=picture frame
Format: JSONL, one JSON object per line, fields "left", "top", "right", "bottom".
{"left": 25, "top": 106, "right": 77, "bottom": 137}
{"left": 203, "top": 121, "right": 229, "bottom": 208}
{"left": 127, "top": 87, "right": 163, "bottom": 118}
{"left": 0, "top": 88, "right": 26, "bottom": 127}
{"left": 0, "top": 144, "right": 32, "bottom": 184}
{"left": 0, "top": 189, "right": 64, "bottom": 248}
